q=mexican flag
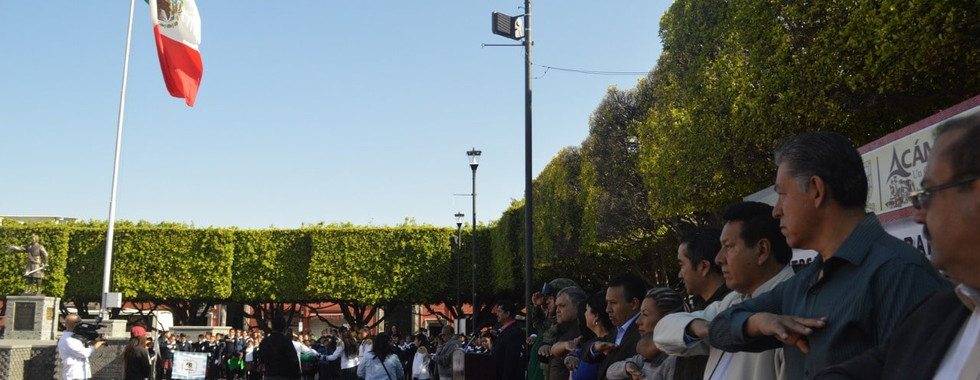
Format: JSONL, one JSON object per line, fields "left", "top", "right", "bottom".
{"left": 148, "top": 0, "right": 202, "bottom": 107}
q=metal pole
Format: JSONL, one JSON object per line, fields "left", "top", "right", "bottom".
{"left": 456, "top": 223, "right": 462, "bottom": 315}
{"left": 102, "top": 0, "right": 136, "bottom": 321}
{"left": 523, "top": 0, "right": 534, "bottom": 337}
{"left": 470, "top": 164, "right": 478, "bottom": 334}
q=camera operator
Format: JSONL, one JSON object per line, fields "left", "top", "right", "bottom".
{"left": 57, "top": 313, "right": 105, "bottom": 380}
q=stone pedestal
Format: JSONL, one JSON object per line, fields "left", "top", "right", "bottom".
{"left": 4, "top": 296, "right": 58, "bottom": 340}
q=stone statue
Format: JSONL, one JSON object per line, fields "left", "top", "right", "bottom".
{"left": 6, "top": 234, "right": 49, "bottom": 294}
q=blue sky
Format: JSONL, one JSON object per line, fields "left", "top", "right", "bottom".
{"left": 0, "top": 1, "right": 670, "bottom": 229}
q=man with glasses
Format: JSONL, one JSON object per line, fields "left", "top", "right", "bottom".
{"left": 816, "top": 111, "right": 980, "bottom": 379}
{"left": 707, "top": 131, "right": 948, "bottom": 379}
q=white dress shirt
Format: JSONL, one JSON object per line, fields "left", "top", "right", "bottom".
{"left": 58, "top": 332, "right": 95, "bottom": 380}
{"left": 932, "top": 285, "right": 980, "bottom": 380}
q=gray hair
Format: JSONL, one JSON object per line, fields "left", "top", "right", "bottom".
{"left": 934, "top": 110, "right": 980, "bottom": 181}
{"left": 556, "top": 286, "right": 588, "bottom": 308}
{"left": 774, "top": 131, "right": 868, "bottom": 210}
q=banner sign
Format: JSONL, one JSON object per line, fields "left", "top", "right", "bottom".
{"left": 863, "top": 123, "right": 940, "bottom": 214}
{"left": 172, "top": 351, "right": 208, "bottom": 380}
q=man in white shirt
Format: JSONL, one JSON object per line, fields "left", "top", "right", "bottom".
{"left": 655, "top": 201, "right": 794, "bottom": 380}
{"left": 57, "top": 314, "right": 104, "bottom": 380}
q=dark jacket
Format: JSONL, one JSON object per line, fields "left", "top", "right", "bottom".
{"left": 259, "top": 332, "right": 300, "bottom": 379}
{"left": 815, "top": 288, "right": 971, "bottom": 379}
{"left": 547, "top": 321, "right": 580, "bottom": 380}
{"left": 583, "top": 315, "right": 641, "bottom": 380}
{"left": 492, "top": 322, "right": 525, "bottom": 380}
{"left": 124, "top": 347, "right": 152, "bottom": 380}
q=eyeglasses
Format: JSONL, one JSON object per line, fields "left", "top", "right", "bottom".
{"left": 909, "top": 175, "right": 980, "bottom": 209}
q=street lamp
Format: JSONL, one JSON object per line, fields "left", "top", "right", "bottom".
{"left": 467, "top": 148, "right": 481, "bottom": 332}
{"left": 454, "top": 212, "right": 464, "bottom": 315}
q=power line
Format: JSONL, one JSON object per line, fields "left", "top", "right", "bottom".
{"left": 535, "top": 64, "right": 649, "bottom": 79}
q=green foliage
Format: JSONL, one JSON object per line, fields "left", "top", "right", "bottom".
{"left": 65, "top": 227, "right": 107, "bottom": 298}
{"left": 57, "top": 226, "right": 236, "bottom": 301}
{"left": 306, "top": 227, "right": 454, "bottom": 305}
{"left": 640, "top": 0, "right": 980, "bottom": 221}
{"left": 532, "top": 147, "right": 584, "bottom": 262}
{"left": 580, "top": 87, "right": 656, "bottom": 252}
{"left": 231, "top": 229, "right": 312, "bottom": 302}
{"left": 488, "top": 200, "right": 526, "bottom": 296}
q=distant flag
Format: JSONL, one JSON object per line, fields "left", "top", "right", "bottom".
{"left": 147, "top": 0, "right": 202, "bottom": 107}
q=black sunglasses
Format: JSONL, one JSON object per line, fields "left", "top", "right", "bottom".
{"left": 909, "top": 175, "right": 980, "bottom": 209}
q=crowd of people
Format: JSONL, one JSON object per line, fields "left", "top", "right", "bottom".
{"left": 134, "top": 319, "right": 499, "bottom": 380}
{"left": 58, "top": 117, "right": 980, "bottom": 380}
{"left": 482, "top": 117, "right": 979, "bottom": 380}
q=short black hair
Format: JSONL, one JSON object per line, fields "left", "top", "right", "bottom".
{"left": 608, "top": 273, "right": 648, "bottom": 305}
{"left": 372, "top": 332, "right": 396, "bottom": 359}
{"left": 774, "top": 131, "right": 867, "bottom": 209}
{"left": 578, "top": 290, "right": 614, "bottom": 341}
{"left": 271, "top": 316, "right": 288, "bottom": 333}
{"left": 680, "top": 225, "right": 723, "bottom": 275}
{"left": 935, "top": 110, "right": 980, "bottom": 181}
{"left": 496, "top": 300, "right": 519, "bottom": 317}
{"left": 722, "top": 201, "right": 792, "bottom": 265}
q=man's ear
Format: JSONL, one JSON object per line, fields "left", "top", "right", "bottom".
{"left": 809, "top": 175, "right": 828, "bottom": 209}
{"left": 696, "top": 259, "right": 711, "bottom": 277}
{"left": 756, "top": 239, "right": 772, "bottom": 266}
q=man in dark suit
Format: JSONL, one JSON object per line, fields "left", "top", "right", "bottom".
{"left": 816, "top": 107, "right": 980, "bottom": 379}
{"left": 492, "top": 301, "right": 525, "bottom": 380}
{"left": 583, "top": 274, "right": 647, "bottom": 380}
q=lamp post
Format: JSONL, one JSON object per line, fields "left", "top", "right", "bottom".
{"left": 454, "top": 212, "right": 464, "bottom": 316}
{"left": 467, "top": 148, "right": 481, "bottom": 332}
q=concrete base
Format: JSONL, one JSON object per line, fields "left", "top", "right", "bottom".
{"left": 81, "top": 318, "right": 129, "bottom": 339}
{"left": 0, "top": 340, "right": 56, "bottom": 380}
{"left": 4, "top": 296, "right": 58, "bottom": 340}
{"left": 0, "top": 338, "right": 129, "bottom": 380}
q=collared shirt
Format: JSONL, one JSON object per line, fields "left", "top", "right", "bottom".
{"left": 588, "top": 311, "right": 642, "bottom": 359}
{"left": 692, "top": 284, "right": 731, "bottom": 311}
{"left": 709, "top": 214, "right": 949, "bottom": 380}
{"left": 932, "top": 285, "right": 980, "bottom": 379}
{"left": 616, "top": 312, "right": 640, "bottom": 346}
{"left": 499, "top": 319, "right": 517, "bottom": 333}
{"left": 58, "top": 331, "right": 94, "bottom": 380}
{"left": 708, "top": 352, "right": 733, "bottom": 380}
{"left": 675, "top": 284, "right": 731, "bottom": 380}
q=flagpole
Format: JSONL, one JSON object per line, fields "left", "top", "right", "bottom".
{"left": 101, "top": 0, "right": 136, "bottom": 321}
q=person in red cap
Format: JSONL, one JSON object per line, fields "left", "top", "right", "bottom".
{"left": 124, "top": 326, "right": 152, "bottom": 380}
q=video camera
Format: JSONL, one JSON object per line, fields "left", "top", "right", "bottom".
{"left": 71, "top": 317, "right": 105, "bottom": 345}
